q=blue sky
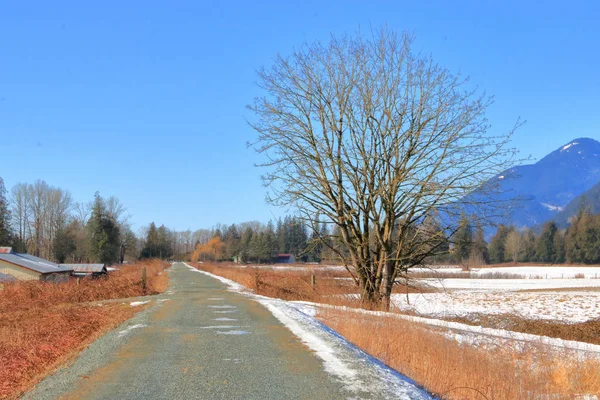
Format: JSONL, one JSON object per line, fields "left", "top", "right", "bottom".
{"left": 1, "top": 1, "right": 599, "bottom": 231}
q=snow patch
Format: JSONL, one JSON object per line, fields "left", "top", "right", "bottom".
{"left": 561, "top": 141, "right": 579, "bottom": 151}
{"left": 259, "top": 299, "right": 432, "bottom": 399}
{"left": 200, "top": 325, "right": 246, "bottom": 329}
{"left": 208, "top": 305, "right": 237, "bottom": 309}
{"left": 130, "top": 301, "right": 150, "bottom": 307}
{"left": 541, "top": 202, "right": 564, "bottom": 212}
{"left": 214, "top": 317, "right": 238, "bottom": 322}
{"left": 118, "top": 324, "right": 147, "bottom": 337}
{"left": 216, "top": 330, "right": 251, "bottom": 335}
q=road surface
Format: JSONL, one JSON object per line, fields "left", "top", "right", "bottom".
{"left": 23, "top": 262, "right": 431, "bottom": 400}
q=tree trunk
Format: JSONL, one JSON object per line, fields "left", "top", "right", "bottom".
{"left": 380, "top": 261, "right": 394, "bottom": 311}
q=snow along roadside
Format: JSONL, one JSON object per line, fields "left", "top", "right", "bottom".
{"left": 180, "top": 263, "right": 600, "bottom": 355}
{"left": 182, "top": 263, "right": 434, "bottom": 400}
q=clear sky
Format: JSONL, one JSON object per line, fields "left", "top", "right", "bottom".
{"left": 1, "top": 1, "right": 599, "bottom": 231}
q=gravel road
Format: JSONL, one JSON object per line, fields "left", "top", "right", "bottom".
{"left": 23, "top": 262, "right": 432, "bottom": 400}
{"left": 22, "top": 263, "right": 350, "bottom": 399}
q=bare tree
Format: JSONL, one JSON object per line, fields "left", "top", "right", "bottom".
{"left": 73, "top": 202, "right": 91, "bottom": 225}
{"left": 504, "top": 230, "right": 522, "bottom": 263}
{"left": 249, "top": 29, "right": 521, "bottom": 309}
{"left": 10, "top": 183, "right": 30, "bottom": 249}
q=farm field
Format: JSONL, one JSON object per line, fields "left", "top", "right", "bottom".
{"left": 398, "top": 265, "right": 600, "bottom": 324}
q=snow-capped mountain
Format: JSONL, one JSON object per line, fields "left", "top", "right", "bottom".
{"left": 489, "top": 137, "right": 600, "bottom": 229}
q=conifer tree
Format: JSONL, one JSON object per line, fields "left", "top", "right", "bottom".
{"left": 521, "top": 229, "right": 537, "bottom": 262}
{"left": 536, "top": 221, "right": 557, "bottom": 263}
{"left": 454, "top": 214, "right": 473, "bottom": 263}
{"left": 488, "top": 225, "right": 510, "bottom": 264}
{"left": 0, "top": 177, "right": 12, "bottom": 246}
{"left": 87, "top": 192, "right": 120, "bottom": 264}
{"left": 470, "top": 223, "right": 489, "bottom": 264}
{"left": 552, "top": 229, "right": 566, "bottom": 263}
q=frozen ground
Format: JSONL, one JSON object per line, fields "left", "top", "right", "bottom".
{"left": 413, "top": 265, "right": 600, "bottom": 279}
{"left": 421, "top": 278, "right": 600, "bottom": 290}
{"left": 391, "top": 291, "right": 600, "bottom": 323}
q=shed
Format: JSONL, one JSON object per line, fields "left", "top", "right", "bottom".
{"left": 274, "top": 254, "right": 296, "bottom": 264}
{"left": 0, "top": 247, "right": 73, "bottom": 282}
{"left": 60, "top": 263, "right": 107, "bottom": 277}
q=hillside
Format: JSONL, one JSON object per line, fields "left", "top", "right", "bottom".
{"left": 489, "top": 137, "right": 600, "bottom": 229}
{"left": 553, "top": 180, "right": 600, "bottom": 227}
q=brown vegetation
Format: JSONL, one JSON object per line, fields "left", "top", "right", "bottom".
{"left": 0, "top": 259, "right": 169, "bottom": 399}
{"left": 447, "top": 314, "right": 600, "bottom": 346}
{"left": 319, "top": 308, "right": 600, "bottom": 399}
{"left": 193, "top": 262, "right": 430, "bottom": 307}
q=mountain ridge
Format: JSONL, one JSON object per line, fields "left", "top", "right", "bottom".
{"left": 486, "top": 137, "right": 600, "bottom": 229}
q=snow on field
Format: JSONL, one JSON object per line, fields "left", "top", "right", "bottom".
{"left": 392, "top": 291, "right": 600, "bottom": 323}
{"left": 415, "top": 265, "right": 600, "bottom": 279}
{"left": 422, "top": 278, "right": 600, "bottom": 291}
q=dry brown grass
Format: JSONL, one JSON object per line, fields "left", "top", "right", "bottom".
{"left": 194, "top": 262, "right": 361, "bottom": 305}
{"left": 0, "top": 259, "right": 170, "bottom": 399}
{"left": 319, "top": 308, "right": 600, "bottom": 399}
{"left": 193, "top": 262, "right": 430, "bottom": 309}
{"left": 446, "top": 314, "right": 600, "bottom": 346}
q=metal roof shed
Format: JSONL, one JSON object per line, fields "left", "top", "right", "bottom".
{"left": 60, "top": 264, "right": 107, "bottom": 277}
{"left": 0, "top": 247, "right": 73, "bottom": 282}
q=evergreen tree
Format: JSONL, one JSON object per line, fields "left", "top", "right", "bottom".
{"left": 276, "top": 218, "right": 285, "bottom": 253}
{"left": 520, "top": 229, "right": 537, "bottom": 262}
{"left": 536, "top": 221, "right": 557, "bottom": 263}
{"left": 87, "top": 192, "right": 120, "bottom": 264}
{"left": 565, "top": 203, "right": 590, "bottom": 263}
{"left": 470, "top": 223, "right": 489, "bottom": 264}
{"left": 156, "top": 225, "right": 173, "bottom": 259}
{"left": 488, "top": 225, "right": 510, "bottom": 264}
{"left": 240, "top": 227, "right": 253, "bottom": 262}
{"left": 140, "top": 222, "right": 158, "bottom": 258}
{"left": 0, "top": 177, "right": 12, "bottom": 245}
{"left": 223, "top": 224, "right": 241, "bottom": 260}
{"left": 580, "top": 212, "right": 600, "bottom": 264}
{"left": 552, "top": 229, "right": 566, "bottom": 263}
{"left": 52, "top": 223, "right": 77, "bottom": 263}
{"left": 454, "top": 214, "right": 473, "bottom": 263}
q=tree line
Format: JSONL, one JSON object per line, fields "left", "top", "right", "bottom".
{"left": 0, "top": 177, "right": 189, "bottom": 265}
{"left": 190, "top": 216, "right": 332, "bottom": 263}
{"left": 453, "top": 206, "right": 600, "bottom": 265}
{"left": 0, "top": 177, "right": 333, "bottom": 265}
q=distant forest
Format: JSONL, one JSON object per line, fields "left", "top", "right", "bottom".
{"left": 453, "top": 207, "right": 600, "bottom": 265}
{"left": 3, "top": 176, "right": 600, "bottom": 266}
